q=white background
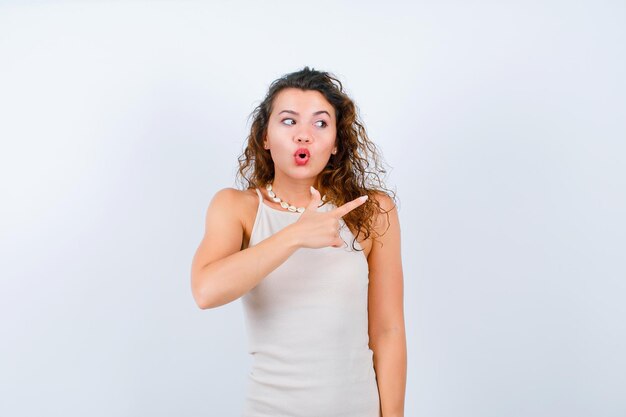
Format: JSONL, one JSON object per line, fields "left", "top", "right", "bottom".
{"left": 1, "top": 1, "right": 625, "bottom": 416}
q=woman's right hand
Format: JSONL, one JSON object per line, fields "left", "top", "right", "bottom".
{"left": 289, "top": 186, "right": 368, "bottom": 249}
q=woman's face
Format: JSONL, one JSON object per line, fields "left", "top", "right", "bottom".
{"left": 264, "top": 88, "right": 337, "bottom": 180}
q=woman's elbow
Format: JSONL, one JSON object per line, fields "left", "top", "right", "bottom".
{"left": 191, "top": 274, "right": 216, "bottom": 310}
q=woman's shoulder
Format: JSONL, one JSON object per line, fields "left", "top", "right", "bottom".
{"left": 210, "top": 187, "right": 258, "bottom": 212}
{"left": 211, "top": 187, "right": 259, "bottom": 236}
{"left": 368, "top": 190, "right": 397, "bottom": 218}
{"left": 367, "top": 190, "right": 399, "bottom": 233}
{"left": 210, "top": 186, "right": 257, "bottom": 199}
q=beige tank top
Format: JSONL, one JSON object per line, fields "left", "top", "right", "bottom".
{"left": 240, "top": 187, "right": 381, "bottom": 416}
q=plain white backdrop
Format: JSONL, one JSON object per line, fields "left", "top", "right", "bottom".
{"left": 1, "top": 1, "right": 624, "bottom": 416}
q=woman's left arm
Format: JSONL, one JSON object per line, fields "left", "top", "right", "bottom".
{"left": 367, "top": 193, "right": 407, "bottom": 417}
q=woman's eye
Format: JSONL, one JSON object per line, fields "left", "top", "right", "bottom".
{"left": 282, "top": 118, "right": 295, "bottom": 126}
{"left": 315, "top": 120, "right": 328, "bottom": 128}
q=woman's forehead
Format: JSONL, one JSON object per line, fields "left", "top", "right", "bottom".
{"left": 273, "top": 88, "right": 335, "bottom": 117}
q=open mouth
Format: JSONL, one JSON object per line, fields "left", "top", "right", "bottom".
{"left": 294, "top": 148, "right": 310, "bottom": 165}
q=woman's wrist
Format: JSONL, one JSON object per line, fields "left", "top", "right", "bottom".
{"left": 278, "top": 223, "right": 301, "bottom": 250}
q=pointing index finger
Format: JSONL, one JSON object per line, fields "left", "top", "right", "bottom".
{"left": 333, "top": 195, "right": 368, "bottom": 218}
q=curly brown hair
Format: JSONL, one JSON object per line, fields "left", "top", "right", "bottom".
{"left": 235, "top": 66, "right": 397, "bottom": 251}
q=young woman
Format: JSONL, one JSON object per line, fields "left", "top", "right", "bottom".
{"left": 191, "top": 67, "right": 406, "bottom": 417}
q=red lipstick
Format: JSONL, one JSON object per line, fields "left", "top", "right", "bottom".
{"left": 294, "top": 148, "right": 310, "bottom": 166}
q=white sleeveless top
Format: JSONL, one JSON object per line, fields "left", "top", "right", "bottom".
{"left": 240, "top": 188, "right": 381, "bottom": 417}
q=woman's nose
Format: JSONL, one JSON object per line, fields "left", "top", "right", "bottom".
{"left": 296, "top": 135, "right": 311, "bottom": 143}
{"left": 294, "top": 126, "right": 313, "bottom": 143}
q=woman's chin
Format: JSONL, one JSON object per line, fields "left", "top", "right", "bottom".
{"left": 275, "top": 166, "right": 322, "bottom": 180}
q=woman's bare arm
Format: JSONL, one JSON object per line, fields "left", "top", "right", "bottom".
{"left": 367, "top": 192, "right": 407, "bottom": 417}
{"left": 190, "top": 187, "right": 366, "bottom": 309}
{"left": 190, "top": 188, "right": 299, "bottom": 309}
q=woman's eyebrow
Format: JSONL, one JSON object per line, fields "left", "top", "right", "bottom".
{"left": 278, "top": 110, "right": 331, "bottom": 117}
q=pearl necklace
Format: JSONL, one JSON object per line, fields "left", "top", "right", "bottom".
{"left": 266, "top": 183, "right": 327, "bottom": 213}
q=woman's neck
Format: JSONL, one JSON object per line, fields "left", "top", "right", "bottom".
{"left": 269, "top": 176, "right": 319, "bottom": 208}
